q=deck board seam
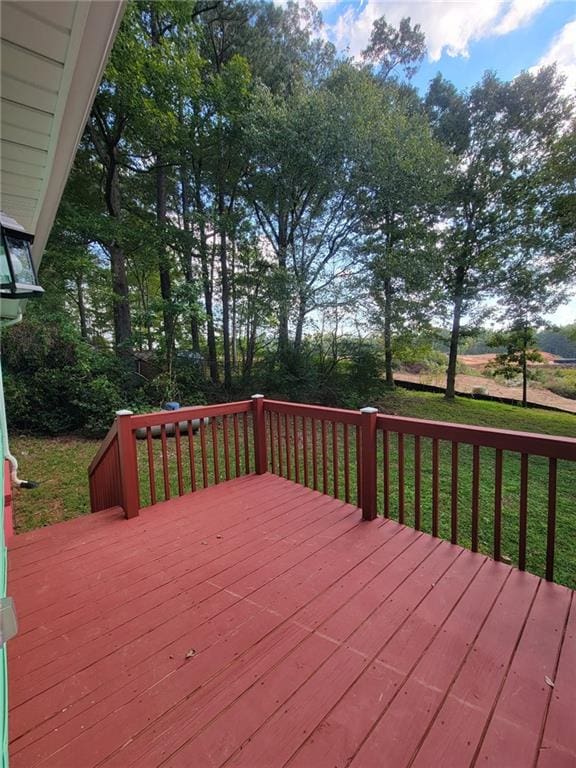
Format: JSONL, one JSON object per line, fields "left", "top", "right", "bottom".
{"left": 531, "top": 589, "right": 573, "bottom": 768}
{"left": 45, "top": 523, "right": 414, "bottom": 766}
{"left": 9, "top": 498, "right": 360, "bottom": 707}
{"left": 159, "top": 537, "right": 448, "bottom": 768}
{"left": 468, "top": 579, "right": 543, "bottom": 767}
{"left": 11, "top": 484, "right": 334, "bottom": 624}
{"left": 10, "top": 479, "right": 310, "bottom": 583}
{"left": 339, "top": 561, "right": 513, "bottom": 768}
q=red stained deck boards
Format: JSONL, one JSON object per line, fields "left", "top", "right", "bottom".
{"left": 8, "top": 473, "right": 574, "bottom": 768}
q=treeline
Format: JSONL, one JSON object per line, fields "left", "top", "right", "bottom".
{"left": 4, "top": 0, "right": 575, "bottom": 434}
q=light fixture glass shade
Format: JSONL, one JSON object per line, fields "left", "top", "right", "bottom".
{"left": 0, "top": 213, "right": 44, "bottom": 298}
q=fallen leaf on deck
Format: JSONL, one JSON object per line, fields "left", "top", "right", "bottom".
{"left": 185, "top": 649, "right": 196, "bottom": 659}
{"left": 545, "top": 676, "right": 555, "bottom": 688}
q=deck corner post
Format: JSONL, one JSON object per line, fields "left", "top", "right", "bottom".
{"left": 360, "top": 407, "right": 378, "bottom": 521}
{"left": 116, "top": 410, "right": 139, "bottom": 519}
{"left": 251, "top": 395, "right": 267, "bottom": 475}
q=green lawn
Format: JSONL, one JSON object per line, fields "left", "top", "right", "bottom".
{"left": 9, "top": 390, "right": 576, "bottom": 587}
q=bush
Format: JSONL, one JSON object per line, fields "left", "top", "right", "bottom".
{"left": 546, "top": 369, "right": 576, "bottom": 400}
{"left": 2, "top": 314, "right": 132, "bottom": 437}
{"left": 249, "top": 338, "right": 386, "bottom": 409}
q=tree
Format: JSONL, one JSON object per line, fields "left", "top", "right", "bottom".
{"left": 488, "top": 261, "right": 572, "bottom": 406}
{"left": 362, "top": 15, "right": 425, "bottom": 81}
{"left": 244, "top": 77, "right": 352, "bottom": 359}
{"left": 349, "top": 69, "right": 448, "bottom": 387}
{"left": 426, "top": 67, "right": 573, "bottom": 400}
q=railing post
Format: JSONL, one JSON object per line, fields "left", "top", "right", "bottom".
{"left": 252, "top": 395, "right": 267, "bottom": 475}
{"left": 116, "top": 410, "right": 139, "bottom": 519}
{"left": 360, "top": 407, "right": 378, "bottom": 521}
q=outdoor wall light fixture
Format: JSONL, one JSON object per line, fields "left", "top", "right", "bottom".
{"left": 0, "top": 212, "right": 44, "bottom": 299}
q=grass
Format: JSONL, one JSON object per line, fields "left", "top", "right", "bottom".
{"left": 9, "top": 390, "right": 576, "bottom": 588}
{"left": 10, "top": 436, "right": 99, "bottom": 532}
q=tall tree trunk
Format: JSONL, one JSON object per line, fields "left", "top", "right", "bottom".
{"left": 383, "top": 276, "right": 394, "bottom": 389}
{"left": 293, "top": 292, "right": 307, "bottom": 354}
{"left": 76, "top": 276, "right": 88, "bottom": 340}
{"left": 194, "top": 182, "right": 219, "bottom": 383}
{"left": 277, "top": 215, "right": 290, "bottom": 358}
{"left": 179, "top": 163, "right": 201, "bottom": 353}
{"left": 110, "top": 241, "right": 132, "bottom": 354}
{"left": 219, "top": 191, "right": 232, "bottom": 391}
{"left": 156, "top": 159, "right": 174, "bottom": 369}
{"left": 445, "top": 265, "right": 465, "bottom": 401}
{"left": 243, "top": 317, "right": 258, "bottom": 381}
{"left": 102, "top": 144, "right": 132, "bottom": 355}
{"left": 521, "top": 331, "right": 528, "bottom": 408}
{"left": 231, "top": 236, "right": 237, "bottom": 371}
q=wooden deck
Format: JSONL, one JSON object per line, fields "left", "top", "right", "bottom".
{"left": 7, "top": 473, "right": 575, "bottom": 768}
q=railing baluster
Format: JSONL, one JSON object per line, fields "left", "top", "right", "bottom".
{"left": 321, "top": 419, "right": 328, "bottom": 495}
{"left": 414, "top": 435, "right": 421, "bottom": 530}
{"left": 451, "top": 442, "right": 458, "bottom": 544}
{"left": 277, "top": 411, "right": 283, "bottom": 477}
{"left": 146, "top": 427, "right": 156, "bottom": 506}
{"left": 397, "top": 433, "right": 404, "bottom": 524}
{"left": 383, "top": 430, "right": 390, "bottom": 519}
{"left": 199, "top": 419, "right": 209, "bottom": 488}
{"left": 343, "top": 423, "right": 350, "bottom": 504}
{"left": 302, "top": 417, "right": 309, "bottom": 488}
{"left": 91, "top": 399, "right": 576, "bottom": 584}
{"left": 285, "top": 413, "right": 291, "bottom": 480}
{"left": 269, "top": 411, "right": 276, "bottom": 474}
{"left": 546, "top": 457, "right": 557, "bottom": 582}
{"left": 332, "top": 421, "right": 339, "bottom": 499}
{"left": 174, "top": 424, "right": 184, "bottom": 496}
{"left": 432, "top": 437, "right": 439, "bottom": 537}
{"left": 493, "top": 449, "right": 503, "bottom": 561}
{"left": 222, "top": 415, "right": 231, "bottom": 481}
{"left": 471, "top": 445, "right": 480, "bottom": 552}
{"left": 160, "top": 424, "right": 170, "bottom": 500}
{"left": 519, "top": 453, "right": 529, "bottom": 570}
{"left": 233, "top": 413, "right": 241, "bottom": 478}
{"left": 187, "top": 421, "right": 197, "bottom": 492}
{"left": 355, "top": 424, "right": 361, "bottom": 507}
{"left": 312, "top": 417, "right": 318, "bottom": 491}
{"left": 211, "top": 417, "right": 220, "bottom": 484}
{"left": 243, "top": 411, "right": 250, "bottom": 473}
{"left": 293, "top": 414, "right": 300, "bottom": 484}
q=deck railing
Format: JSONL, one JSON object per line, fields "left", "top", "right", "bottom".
{"left": 89, "top": 396, "right": 576, "bottom": 583}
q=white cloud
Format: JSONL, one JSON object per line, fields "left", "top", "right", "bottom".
{"left": 493, "top": 0, "right": 549, "bottom": 35}
{"left": 531, "top": 19, "right": 576, "bottom": 93}
{"left": 329, "top": 0, "right": 552, "bottom": 62}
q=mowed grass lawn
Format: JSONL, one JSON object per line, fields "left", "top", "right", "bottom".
{"left": 9, "top": 390, "right": 576, "bottom": 587}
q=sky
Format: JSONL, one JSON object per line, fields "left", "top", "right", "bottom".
{"left": 309, "top": 0, "right": 576, "bottom": 325}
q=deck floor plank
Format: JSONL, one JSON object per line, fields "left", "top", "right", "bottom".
{"left": 7, "top": 473, "right": 574, "bottom": 768}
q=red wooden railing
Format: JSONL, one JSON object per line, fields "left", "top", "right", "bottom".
{"left": 88, "top": 420, "right": 122, "bottom": 513}
{"left": 89, "top": 401, "right": 256, "bottom": 518}
{"left": 89, "top": 396, "right": 576, "bottom": 583}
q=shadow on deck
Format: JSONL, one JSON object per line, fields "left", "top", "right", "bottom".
{"left": 8, "top": 473, "right": 575, "bottom": 768}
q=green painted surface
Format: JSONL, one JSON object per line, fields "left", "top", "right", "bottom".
{"left": 1, "top": 357, "right": 8, "bottom": 767}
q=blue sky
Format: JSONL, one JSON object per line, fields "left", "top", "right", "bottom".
{"left": 313, "top": 0, "right": 576, "bottom": 324}
{"left": 317, "top": 0, "right": 575, "bottom": 95}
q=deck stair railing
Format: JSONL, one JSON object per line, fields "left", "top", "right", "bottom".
{"left": 89, "top": 396, "right": 576, "bottom": 584}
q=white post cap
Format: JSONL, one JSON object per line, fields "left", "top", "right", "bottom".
{"left": 116, "top": 409, "right": 134, "bottom": 416}
{"left": 360, "top": 406, "right": 378, "bottom": 414}
{"left": 251, "top": 394, "right": 265, "bottom": 399}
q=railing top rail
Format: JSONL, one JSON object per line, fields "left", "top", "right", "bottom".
{"left": 129, "top": 400, "right": 252, "bottom": 430}
{"left": 376, "top": 413, "right": 576, "bottom": 460}
{"left": 88, "top": 421, "right": 118, "bottom": 475}
{"left": 264, "top": 399, "right": 362, "bottom": 426}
